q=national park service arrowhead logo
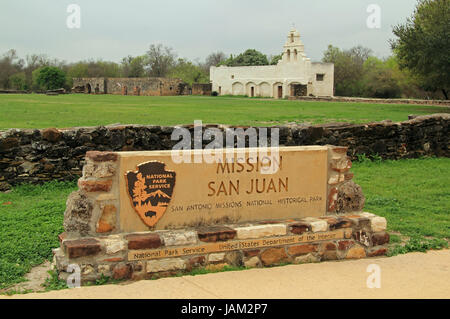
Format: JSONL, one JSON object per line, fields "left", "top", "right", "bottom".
{"left": 125, "top": 161, "right": 176, "bottom": 227}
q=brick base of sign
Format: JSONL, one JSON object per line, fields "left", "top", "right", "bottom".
{"left": 52, "top": 212, "right": 389, "bottom": 284}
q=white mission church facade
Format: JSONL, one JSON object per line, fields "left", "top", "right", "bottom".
{"left": 210, "top": 28, "right": 334, "bottom": 98}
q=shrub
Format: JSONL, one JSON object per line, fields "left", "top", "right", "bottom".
{"left": 32, "top": 66, "right": 66, "bottom": 91}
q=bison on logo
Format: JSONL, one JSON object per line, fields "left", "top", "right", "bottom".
{"left": 125, "top": 161, "right": 176, "bottom": 227}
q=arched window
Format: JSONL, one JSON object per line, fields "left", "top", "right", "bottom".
{"left": 294, "top": 49, "right": 298, "bottom": 61}
{"left": 286, "top": 49, "right": 291, "bottom": 62}
{"left": 290, "top": 33, "right": 294, "bottom": 43}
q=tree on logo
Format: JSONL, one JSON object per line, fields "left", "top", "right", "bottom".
{"left": 132, "top": 173, "right": 150, "bottom": 209}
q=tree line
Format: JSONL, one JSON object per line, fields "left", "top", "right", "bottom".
{"left": 0, "top": 0, "right": 447, "bottom": 99}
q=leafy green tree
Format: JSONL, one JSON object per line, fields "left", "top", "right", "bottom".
{"left": 9, "top": 72, "right": 26, "bottom": 90}
{"left": 269, "top": 54, "right": 282, "bottom": 65}
{"left": 322, "top": 45, "right": 372, "bottom": 96}
{"left": 391, "top": 0, "right": 450, "bottom": 99}
{"left": 23, "top": 54, "right": 52, "bottom": 90}
{"left": 362, "top": 57, "right": 402, "bottom": 98}
{"left": 32, "top": 66, "right": 66, "bottom": 90}
{"left": 169, "top": 58, "right": 209, "bottom": 85}
{"left": 0, "top": 49, "right": 24, "bottom": 89}
{"left": 121, "top": 55, "right": 147, "bottom": 77}
{"left": 221, "top": 49, "right": 269, "bottom": 66}
{"left": 146, "top": 44, "right": 177, "bottom": 77}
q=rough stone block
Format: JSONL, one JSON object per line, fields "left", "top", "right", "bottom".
{"left": 160, "top": 231, "right": 197, "bottom": 246}
{"left": 205, "top": 263, "right": 228, "bottom": 272}
{"left": 370, "top": 217, "right": 387, "bottom": 232}
{"left": 84, "top": 161, "right": 116, "bottom": 178}
{"left": 360, "top": 212, "right": 376, "bottom": 218}
{"left": 338, "top": 240, "right": 354, "bottom": 250}
{"left": 330, "top": 156, "right": 352, "bottom": 173}
{"left": 323, "top": 217, "right": 353, "bottom": 230}
{"left": 225, "top": 251, "right": 243, "bottom": 266}
{"left": 303, "top": 218, "right": 328, "bottom": 232}
{"left": 371, "top": 232, "right": 390, "bottom": 245}
{"left": 335, "top": 181, "right": 365, "bottom": 213}
{"left": 323, "top": 242, "right": 337, "bottom": 251}
{"left": 187, "top": 256, "right": 206, "bottom": 271}
{"left": 97, "top": 265, "right": 111, "bottom": 276}
{"left": 321, "top": 250, "right": 338, "bottom": 260}
{"left": 64, "top": 238, "right": 102, "bottom": 258}
{"left": 346, "top": 246, "right": 366, "bottom": 259}
{"left": 244, "top": 256, "right": 260, "bottom": 268}
{"left": 126, "top": 233, "right": 161, "bottom": 250}
{"left": 260, "top": 248, "right": 288, "bottom": 266}
{"left": 146, "top": 258, "right": 186, "bottom": 273}
{"left": 289, "top": 222, "right": 311, "bottom": 234}
{"left": 288, "top": 244, "right": 318, "bottom": 256}
{"left": 81, "top": 264, "right": 95, "bottom": 276}
{"left": 208, "top": 253, "right": 226, "bottom": 263}
{"left": 236, "top": 224, "right": 287, "bottom": 239}
{"left": 368, "top": 248, "right": 388, "bottom": 257}
{"left": 112, "top": 263, "right": 132, "bottom": 280}
{"left": 86, "top": 151, "right": 118, "bottom": 162}
{"left": 327, "top": 187, "right": 338, "bottom": 212}
{"left": 42, "top": 128, "right": 62, "bottom": 142}
{"left": 58, "top": 232, "right": 67, "bottom": 244}
{"left": 197, "top": 226, "right": 237, "bottom": 242}
{"left": 243, "top": 249, "right": 260, "bottom": 257}
{"left": 63, "top": 191, "right": 93, "bottom": 226}
{"left": 328, "top": 171, "right": 345, "bottom": 185}
{"left": 103, "top": 236, "right": 125, "bottom": 255}
{"left": 96, "top": 204, "right": 117, "bottom": 233}
{"left": 294, "top": 253, "right": 320, "bottom": 264}
{"left": 102, "top": 257, "right": 124, "bottom": 263}
{"left": 78, "top": 179, "right": 112, "bottom": 193}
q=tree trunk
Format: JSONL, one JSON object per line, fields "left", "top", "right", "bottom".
{"left": 442, "top": 89, "right": 448, "bottom": 100}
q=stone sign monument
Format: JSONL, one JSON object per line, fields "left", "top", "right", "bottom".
{"left": 53, "top": 145, "right": 389, "bottom": 283}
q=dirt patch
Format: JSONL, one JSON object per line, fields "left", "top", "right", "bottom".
{"left": 3, "top": 261, "right": 52, "bottom": 294}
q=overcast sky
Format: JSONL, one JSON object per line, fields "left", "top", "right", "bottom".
{"left": 0, "top": 0, "right": 418, "bottom": 64}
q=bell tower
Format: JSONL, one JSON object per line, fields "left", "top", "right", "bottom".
{"left": 280, "top": 28, "right": 309, "bottom": 64}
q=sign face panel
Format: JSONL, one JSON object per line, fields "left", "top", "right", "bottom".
{"left": 118, "top": 146, "right": 328, "bottom": 231}
{"left": 128, "top": 229, "right": 346, "bottom": 261}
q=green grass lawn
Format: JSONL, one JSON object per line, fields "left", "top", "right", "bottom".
{"left": 0, "top": 94, "right": 447, "bottom": 129}
{"left": 0, "top": 157, "right": 448, "bottom": 290}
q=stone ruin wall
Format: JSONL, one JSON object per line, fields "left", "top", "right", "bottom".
{"left": 192, "top": 83, "right": 212, "bottom": 95}
{"left": 71, "top": 77, "right": 187, "bottom": 96}
{"left": 106, "top": 78, "right": 187, "bottom": 96}
{"left": 0, "top": 113, "right": 449, "bottom": 190}
{"left": 72, "top": 78, "right": 107, "bottom": 94}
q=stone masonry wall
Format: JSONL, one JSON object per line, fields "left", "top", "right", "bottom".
{"left": 192, "top": 83, "right": 212, "bottom": 95}
{"left": 72, "top": 77, "right": 187, "bottom": 96}
{"left": 0, "top": 113, "right": 448, "bottom": 189}
{"left": 72, "top": 78, "right": 106, "bottom": 94}
{"left": 106, "top": 78, "right": 187, "bottom": 96}
{"left": 53, "top": 212, "right": 388, "bottom": 283}
{"left": 289, "top": 96, "right": 450, "bottom": 106}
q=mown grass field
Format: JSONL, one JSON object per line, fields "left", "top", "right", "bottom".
{"left": 0, "top": 157, "right": 448, "bottom": 290}
{"left": 0, "top": 94, "right": 448, "bottom": 129}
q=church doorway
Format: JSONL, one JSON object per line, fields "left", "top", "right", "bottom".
{"left": 278, "top": 86, "right": 283, "bottom": 98}
{"left": 250, "top": 87, "right": 254, "bottom": 97}
{"left": 291, "top": 84, "right": 307, "bottom": 97}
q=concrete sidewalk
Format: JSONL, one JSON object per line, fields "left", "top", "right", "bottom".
{"left": 2, "top": 250, "right": 449, "bottom": 299}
